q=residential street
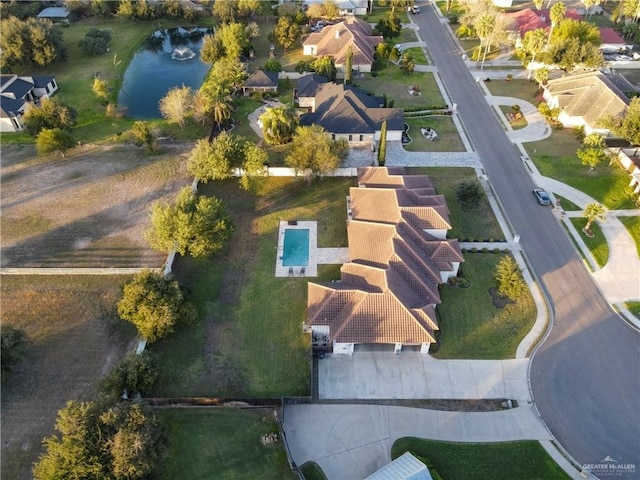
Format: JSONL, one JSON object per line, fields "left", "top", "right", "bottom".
{"left": 412, "top": 1, "right": 640, "bottom": 474}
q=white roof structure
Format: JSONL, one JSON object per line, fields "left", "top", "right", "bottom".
{"left": 365, "top": 452, "right": 433, "bottom": 480}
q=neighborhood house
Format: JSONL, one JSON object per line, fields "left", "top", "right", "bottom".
{"left": 305, "top": 167, "right": 463, "bottom": 356}
{"left": 296, "top": 73, "right": 404, "bottom": 145}
{"left": 542, "top": 71, "right": 632, "bottom": 135}
{"left": 302, "top": 17, "right": 383, "bottom": 73}
{"left": 0, "top": 74, "right": 58, "bottom": 133}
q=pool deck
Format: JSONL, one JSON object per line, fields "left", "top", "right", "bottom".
{"left": 275, "top": 221, "right": 349, "bottom": 277}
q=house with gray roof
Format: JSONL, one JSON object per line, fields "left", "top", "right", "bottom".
{"left": 542, "top": 71, "right": 632, "bottom": 135}
{"left": 1, "top": 74, "right": 58, "bottom": 133}
{"left": 243, "top": 70, "right": 279, "bottom": 94}
{"left": 302, "top": 17, "right": 382, "bottom": 73}
{"left": 297, "top": 74, "right": 404, "bottom": 145}
{"left": 36, "top": 6, "right": 76, "bottom": 24}
{"left": 305, "top": 167, "right": 463, "bottom": 356}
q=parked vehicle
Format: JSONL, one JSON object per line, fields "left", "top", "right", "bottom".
{"left": 533, "top": 188, "right": 551, "bottom": 206}
{"left": 410, "top": 5, "right": 420, "bottom": 13}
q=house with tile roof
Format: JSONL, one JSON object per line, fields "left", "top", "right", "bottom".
{"left": 302, "top": 0, "right": 371, "bottom": 16}
{"left": 302, "top": 17, "right": 382, "bottom": 73}
{"left": 297, "top": 75, "right": 404, "bottom": 145}
{"left": 542, "top": 71, "right": 632, "bottom": 135}
{"left": 305, "top": 167, "right": 463, "bottom": 356}
{"left": 504, "top": 8, "right": 617, "bottom": 50}
{"left": 1, "top": 74, "right": 58, "bottom": 133}
{"left": 599, "top": 28, "right": 632, "bottom": 52}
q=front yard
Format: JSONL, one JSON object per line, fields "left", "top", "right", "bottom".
{"left": 404, "top": 116, "right": 465, "bottom": 152}
{"left": 435, "top": 253, "right": 537, "bottom": 360}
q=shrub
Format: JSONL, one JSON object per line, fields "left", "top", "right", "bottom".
{"left": 36, "top": 128, "right": 74, "bottom": 156}
{"left": 264, "top": 58, "right": 282, "bottom": 72}
{"left": 23, "top": 97, "right": 77, "bottom": 136}
{"left": 79, "top": 28, "right": 112, "bottom": 55}
{"left": 1, "top": 325, "right": 25, "bottom": 380}
{"left": 101, "top": 351, "right": 158, "bottom": 398}
{"left": 494, "top": 255, "right": 526, "bottom": 300}
{"left": 456, "top": 181, "right": 483, "bottom": 211}
{"left": 295, "top": 60, "right": 308, "bottom": 73}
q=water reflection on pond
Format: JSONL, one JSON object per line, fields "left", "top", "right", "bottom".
{"left": 118, "top": 27, "right": 212, "bottom": 119}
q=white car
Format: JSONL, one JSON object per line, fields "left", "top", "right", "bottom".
{"left": 394, "top": 44, "right": 404, "bottom": 53}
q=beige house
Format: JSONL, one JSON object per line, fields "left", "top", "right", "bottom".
{"left": 614, "top": 149, "right": 640, "bottom": 201}
{"left": 542, "top": 71, "right": 633, "bottom": 135}
{"left": 302, "top": 17, "right": 382, "bottom": 73}
{"left": 306, "top": 167, "right": 463, "bottom": 356}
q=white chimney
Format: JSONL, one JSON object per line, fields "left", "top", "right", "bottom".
{"left": 335, "top": 30, "right": 340, "bottom": 39}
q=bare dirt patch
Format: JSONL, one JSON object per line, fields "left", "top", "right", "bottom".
{"left": 1, "top": 143, "right": 193, "bottom": 267}
{"left": 0, "top": 275, "right": 137, "bottom": 480}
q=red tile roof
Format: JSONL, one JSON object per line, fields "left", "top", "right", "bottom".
{"left": 307, "top": 167, "right": 463, "bottom": 345}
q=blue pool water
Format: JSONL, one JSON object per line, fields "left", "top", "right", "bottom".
{"left": 283, "top": 229, "right": 309, "bottom": 267}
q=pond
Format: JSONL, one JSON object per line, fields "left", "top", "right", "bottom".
{"left": 118, "top": 27, "right": 212, "bottom": 119}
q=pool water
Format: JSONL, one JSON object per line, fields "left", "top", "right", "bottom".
{"left": 283, "top": 229, "right": 309, "bottom": 267}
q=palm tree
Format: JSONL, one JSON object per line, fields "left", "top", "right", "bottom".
{"left": 582, "top": 202, "right": 606, "bottom": 234}
{"left": 475, "top": 13, "right": 495, "bottom": 69}
{"left": 522, "top": 28, "right": 548, "bottom": 79}
{"left": 547, "top": 2, "right": 567, "bottom": 48}
{"left": 534, "top": 66, "right": 549, "bottom": 88}
{"left": 210, "top": 94, "right": 233, "bottom": 132}
{"left": 259, "top": 105, "right": 298, "bottom": 145}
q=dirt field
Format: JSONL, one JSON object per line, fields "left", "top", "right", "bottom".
{"left": 0, "top": 275, "right": 138, "bottom": 480}
{"left": 1, "top": 143, "right": 193, "bottom": 268}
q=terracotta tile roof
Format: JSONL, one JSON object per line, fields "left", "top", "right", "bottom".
{"left": 599, "top": 27, "right": 626, "bottom": 45}
{"left": 545, "top": 71, "right": 630, "bottom": 129}
{"left": 504, "top": 8, "right": 582, "bottom": 36}
{"left": 307, "top": 167, "right": 463, "bottom": 345}
{"left": 303, "top": 17, "right": 382, "bottom": 68}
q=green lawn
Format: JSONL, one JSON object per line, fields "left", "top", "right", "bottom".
{"left": 619, "top": 216, "right": 640, "bottom": 258}
{"left": 392, "top": 439, "right": 572, "bottom": 480}
{"left": 625, "top": 302, "right": 640, "bottom": 319}
{"left": 300, "top": 462, "right": 328, "bottom": 480}
{"left": 525, "top": 129, "right": 637, "bottom": 210}
{"left": 499, "top": 106, "right": 528, "bottom": 130}
{"left": 485, "top": 79, "right": 541, "bottom": 103}
{"left": 149, "top": 177, "right": 354, "bottom": 398}
{"left": 458, "top": 38, "right": 502, "bottom": 62}
{"left": 569, "top": 218, "right": 609, "bottom": 268}
{"left": 554, "top": 194, "right": 581, "bottom": 211}
{"left": 355, "top": 65, "right": 445, "bottom": 109}
{"left": 404, "top": 116, "right": 465, "bottom": 152}
{"left": 409, "top": 167, "right": 504, "bottom": 241}
{"left": 435, "top": 253, "right": 537, "bottom": 360}
{"left": 364, "top": 6, "right": 409, "bottom": 23}
{"left": 403, "top": 46, "right": 428, "bottom": 66}
{"left": 158, "top": 408, "right": 296, "bottom": 480}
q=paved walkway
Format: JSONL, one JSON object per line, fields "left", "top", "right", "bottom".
{"left": 283, "top": 404, "right": 568, "bottom": 480}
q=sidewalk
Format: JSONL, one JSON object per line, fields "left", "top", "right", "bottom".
{"left": 282, "top": 403, "right": 588, "bottom": 480}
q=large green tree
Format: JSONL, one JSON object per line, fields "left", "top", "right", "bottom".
{"left": 603, "top": 97, "right": 640, "bottom": 146}
{"left": 146, "top": 187, "right": 234, "bottom": 259}
{"left": 520, "top": 28, "right": 547, "bottom": 78}
{"left": 313, "top": 55, "right": 337, "bottom": 81}
{"left": 187, "top": 133, "right": 267, "bottom": 189}
{"left": 158, "top": 85, "right": 192, "bottom": 129}
{"left": 213, "top": 0, "right": 238, "bottom": 23}
{"left": 259, "top": 105, "right": 299, "bottom": 145}
{"left": 576, "top": 133, "right": 609, "bottom": 171}
{"left": 36, "top": 128, "right": 75, "bottom": 156}
{"left": 273, "top": 15, "right": 301, "bottom": 51}
{"left": 285, "top": 125, "right": 346, "bottom": 178}
{"left": 378, "top": 120, "right": 387, "bottom": 166}
{"left": 79, "top": 28, "right": 112, "bottom": 56}
{"left": 23, "top": 98, "right": 77, "bottom": 136}
{"left": 0, "top": 16, "right": 67, "bottom": 69}
{"left": 117, "top": 269, "right": 196, "bottom": 341}
{"left": 33, "top": 400, "right": 165, "bottom": 480}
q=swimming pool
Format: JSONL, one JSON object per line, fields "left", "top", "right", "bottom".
{"left": 283, "top": 229, "right": 309, "bottom": 267}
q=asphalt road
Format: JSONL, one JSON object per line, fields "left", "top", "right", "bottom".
{"left": 413, "top": 3, "right": 640, "bottom": 475}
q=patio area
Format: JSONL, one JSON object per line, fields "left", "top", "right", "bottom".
{"left": 275, "top": 220, "right": 349, "bottom": 277}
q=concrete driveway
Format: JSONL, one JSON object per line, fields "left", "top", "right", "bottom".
{"left": 283, "top": 403, "right": 551, "bottom": 480}
{"left": 318, "top": 351, "right": 531, "bottom": 401}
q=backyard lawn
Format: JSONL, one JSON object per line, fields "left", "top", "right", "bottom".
{"left": 525, "top": 128, "right": 637, "bottom": 210}
{"left": 0, "top": 275, "right": 137, "bottom": 480}
{"left": 158, "top": 408, "right": 296, "bottom": 480}
{"left": 149, "top": 177, "right": 354, "bottom": 398}
{"left": 392, "top": 438, "right": 572, "bottom": 480}
{"left": 404, "top": 116, "right": 465, "bottom": 152}
{"left": 435, "top": 253, "right": 537, "bottom": 360}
